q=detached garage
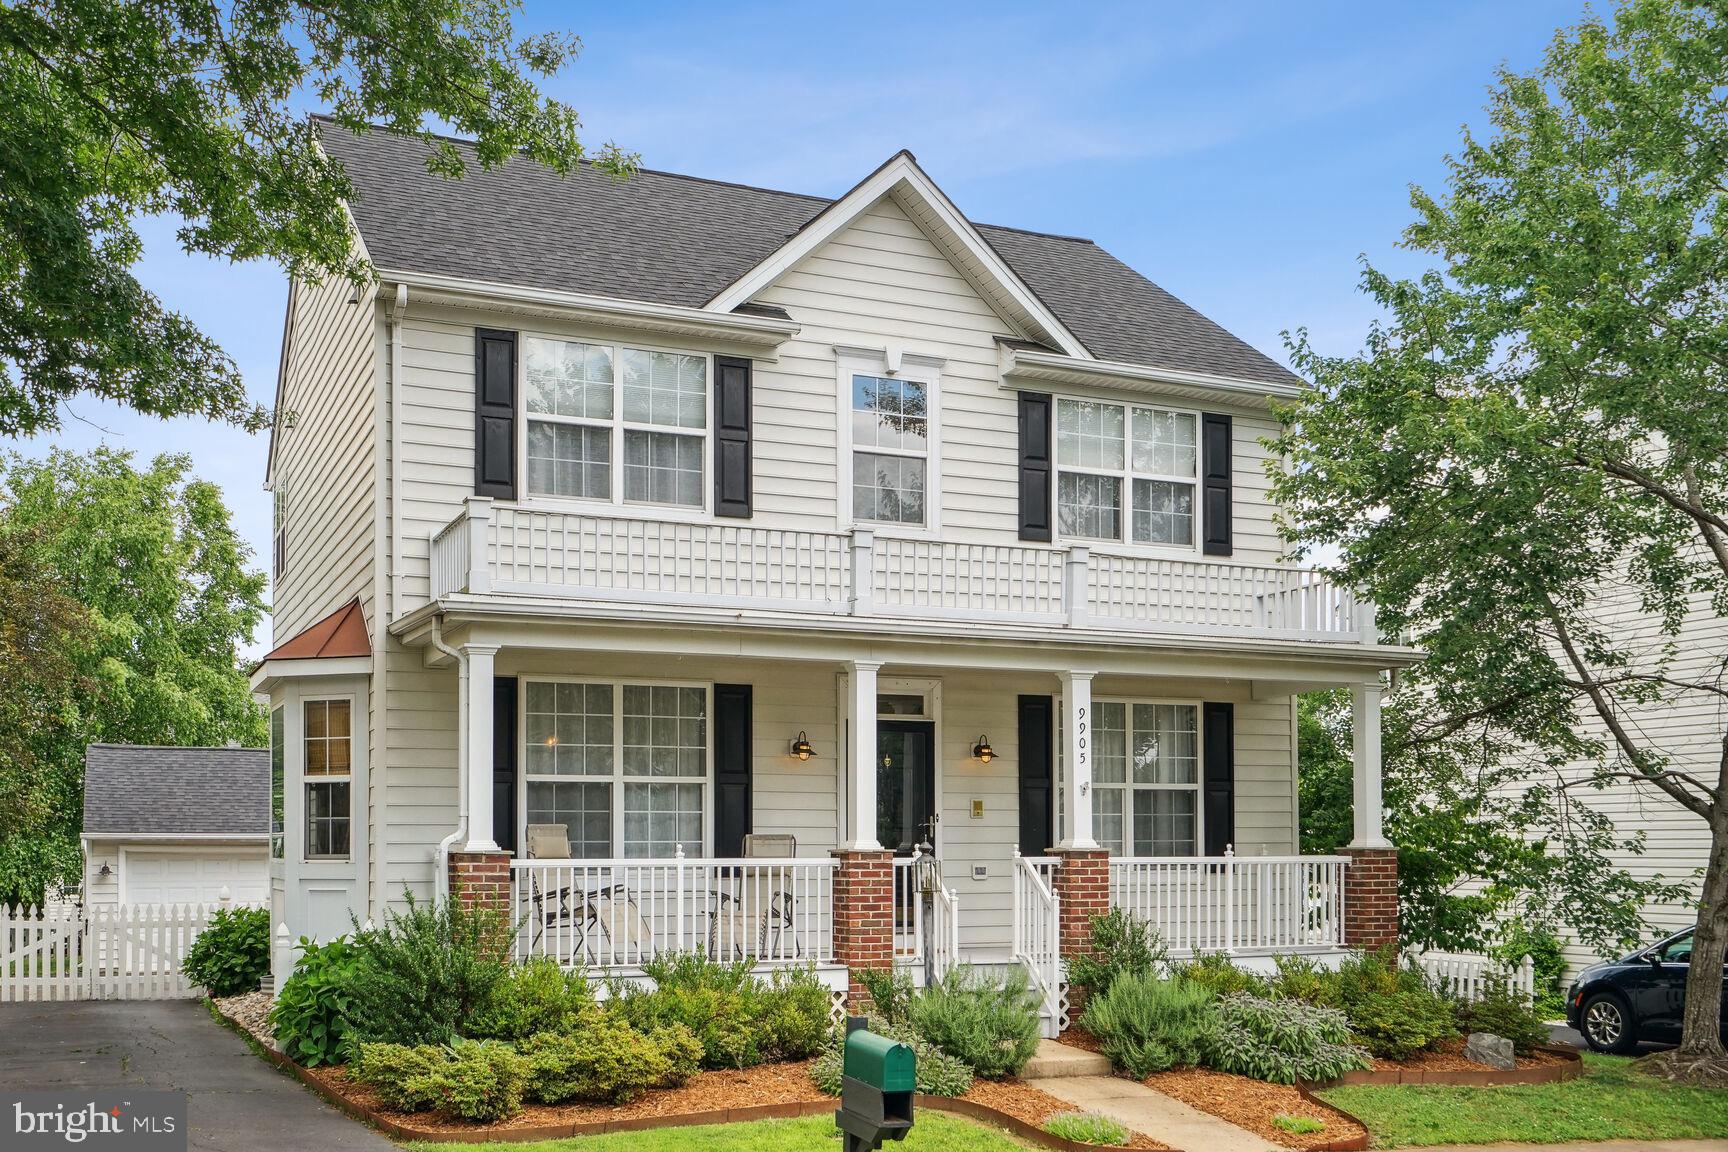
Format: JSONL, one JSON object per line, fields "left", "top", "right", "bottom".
{"left": 82, "top": 744, "right": 270, "bottom": 910}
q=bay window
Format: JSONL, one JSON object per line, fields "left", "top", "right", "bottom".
{"left": 525, "top": 337, "right": 707, "bottom": 508}
{"left": 524, "top": 680, "right": 708, "bottom": 858}
{"left": 1055, "top": 398, "right": 1198, "bottom": 547}
{"left": 303, "top": 698, "right": 352, "bottom": 860}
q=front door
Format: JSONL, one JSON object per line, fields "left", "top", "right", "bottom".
{"left": 877, "top": 721, "right": 936, "bottom": 855}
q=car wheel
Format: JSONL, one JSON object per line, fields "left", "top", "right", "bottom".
{"left": 1581, "top": 993, "right": 1637, "bottom": 1054}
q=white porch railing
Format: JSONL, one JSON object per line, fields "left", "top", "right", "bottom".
{"left": 1012, "top": 852, "right": 1062, "bottom": 1035}
{"left": 510, "top": 855, "right": 837, "bottom": 969}
{"left": 1109, "top": 852, "right": 1349, "bottom": 954}
{"left": 429, "top": 499, "right": 1375, "bottom": 643}
{"left": 892, "top": 852, "right": 961, "bottom": 981}
{"left": 1409, "top": 950, "right": 1537, "bottom": 1003}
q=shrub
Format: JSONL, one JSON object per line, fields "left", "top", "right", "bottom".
{"left": 269, "top": 935, "right": 361, "bottom": 1067}
{"left": 612, "top": 953, "right": 829, "bottom": 1069}
{"left": 1169, "top": 952, "right": 1269, "bottom": 1000}
{"left": 809, "top": 1016, "right": 972, "bottom": 1098}
{"left": 651, "top": 1023, "right": 704, "bottom": 1087}
{"left": 351, "top": 1043, "right": 444, "bottom": 1112}
{"left": 182, "top": 905, "right": 271, "bottom": 997}
{"left": 468, "top": 957, "right": 598, "bottom": 1041}
{"left": 1267, "top": 954, "right": 1332, "bottom": 1003}
{"left": 1453, "top": 977, "right": 1548, "bottom": 1054}
{"left": 1043, "top": 1112, "right": 1129, "bottom": 1146}
{"left": 1201, "top": 993, "right": 1370, "bottom": 1084}
{"left": 1081, "top": 971, "right": 1213, "bottom": 1077}
{"left": 517, "top": 1017, "right": 687, "bottom": 1105}
{"left": 906, "top": 966, "right": 1041, "bottom": 1079}
{"left": 1492, "top": 921, "right": 1569, "bottom": 1018}
{"left": 855, "top": 967, "right": 915, "bottom": 1024}
{"left": 1064, "top": 909, "right": 1167, "bottom": 1000}
{"left": 344, "top": 893, "right": 512, "bottom": 1047}
{"left": 428, "top": 1039, "right": 529, "bottom": 1123}
{"left": 1323, "top": 951, "right": 1457, "bottom": 1060}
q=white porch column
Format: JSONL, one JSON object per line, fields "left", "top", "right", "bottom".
{"left": 1350, "top": 679, "right": 1391, "bottom": 848}
{"left": 842, "top": 660, "right": 883, "bottom": 850}
{"left": 1057, "top": 670, "right": 1100, "bottom": 850}
{"left": 462, "top": 643, "right": 501, "bottom": 852}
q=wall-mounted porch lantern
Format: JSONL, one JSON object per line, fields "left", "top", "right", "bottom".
{"left": 971, "top": 735, "right": 995, "bottom": 764}
{"left": 97, "top": 862, "right": 113, "bottom": 879}
{"left": 790, "top": 731, "right": 816, "bottom": 762}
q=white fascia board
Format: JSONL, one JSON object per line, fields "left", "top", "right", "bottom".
{"left": 375, "top": 270, "right": 800, "bottom": 352}
{"left": 84, "top": 833, "right": 271, "bottom": 843}
{"left": 1001, "top": 346, "right": 1305, "bottom": 409}
{"left": 704, "top": 153, "right": 1090, "bottom": 360}
{"left": 250, "top": 655, "right": 374, "bottom": 693}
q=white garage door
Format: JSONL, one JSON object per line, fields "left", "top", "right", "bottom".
{"left": 123, "top": 851, "right": 269, "bottom": 906}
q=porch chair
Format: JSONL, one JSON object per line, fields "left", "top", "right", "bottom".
{"left": 707, "top": 834, "right": 799, "bottom": 961}
{"left": 522, "top": 824, "right": 653, "bottom": 965}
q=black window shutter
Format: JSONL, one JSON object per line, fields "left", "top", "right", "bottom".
{"left": 714, "top": 684, "right": 753, "bottom": 857}
{"left": 713, "top": 356, "right": 753, "bottom": 518}
{"left": 1017, "top": 695, "right": 1055, "bottom": 856}
{"left": 1202, "top": 701, "right": 1235, "bottom": 856}
{"left": 1201, "top": 412, "right": 1232, "bottom": 556}
{"left": 475, "top": 328, "right": 517, "bottom": 499}
{"left": 492, "top": 676, "right": 518, "bottom": 853}
{"left": 1018, "top": 392, "right": 1053, "bottom": 542}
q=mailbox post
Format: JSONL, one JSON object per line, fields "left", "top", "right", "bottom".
{"left": 836, "top": 1017, "right": 915, "bottom": 1152}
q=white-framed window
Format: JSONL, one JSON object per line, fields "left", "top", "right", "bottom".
{"left": 272, "top": 487, "right": 287, "bottom": 580}
{"left": 523, "top": 336, "right": 709, "bottom": 509}
{"left": 1059, "top": 699, "right": 1201, "bottom": 856}
{"left": 302, "top": 698, "right": 352, "bottom": 860}
{"left": 270, "top": 706, "right": 285, "bottom": 860}
{"left": 1055, "top": 397, "right": 1198, "bottom": 548}
{"left": 521, "top": 679, "right": 710, "bottom": 859}
{"left": 838, "top": 353, "right": 941, "bottom": 531}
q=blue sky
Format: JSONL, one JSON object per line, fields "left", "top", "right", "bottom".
{"left": 18, "top": 0, "right": 1590, "bottom": 655}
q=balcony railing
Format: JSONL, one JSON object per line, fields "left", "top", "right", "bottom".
{"left": 510, "top": 855, "right": 837, "bottom": 970}
{"left": 1108, "top": 852, "right": 1349, "bottom": 954}
{"left": 432, "top": 498, "right": 1376, "bottom": 642}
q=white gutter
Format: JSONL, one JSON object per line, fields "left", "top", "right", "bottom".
{"left": 388, "top": 284, "right": 409, "bottom": 623}
{"left": 429, "top": 614, "right": 467, "bottom": 904}
{"left": 1001, "top": 345, "right": 1305, "bottom": 406}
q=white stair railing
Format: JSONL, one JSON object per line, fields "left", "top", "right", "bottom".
{"left": 1012, "top": 851, "right": 1062, "bottom": 1035}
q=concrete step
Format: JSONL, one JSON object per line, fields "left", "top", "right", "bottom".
{"left": 1021, "top": 1038, "right": 1113, "bottom": 1079}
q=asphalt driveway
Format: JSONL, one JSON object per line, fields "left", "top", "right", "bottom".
{"left": 0, "top": 999, "right": 395, "bottom": 1151}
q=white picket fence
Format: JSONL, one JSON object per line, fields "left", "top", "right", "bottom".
{"left": 1, "top": 903, "right": 225, "bottom": 1002}
{"left": 1407, "top": 949, "right": 1536, "bottom": 1003}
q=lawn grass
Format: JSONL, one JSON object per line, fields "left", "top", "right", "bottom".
{"left": 407, "top": 1112, "right": 1031, "bottom": 1152}
{"left": 1316, "top": 1053, "right": 1728, "bottom": 1147}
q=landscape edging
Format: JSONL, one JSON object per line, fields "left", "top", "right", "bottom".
{"left": 1304, "top": 1045, "right": 1583, "bottom": 1088}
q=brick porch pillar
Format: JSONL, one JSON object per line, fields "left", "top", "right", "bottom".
{"left": 1051, "top": 848, "right": 1110, "bottom": 1013}
{"left": 1340, "top": 847, "right": 1399, "bottom": 950}
{"left": 833, "top": 849, "right": 893, "bottom": 1008}
{"left": 448, "top": 850, "right": 512, "bottom": 918}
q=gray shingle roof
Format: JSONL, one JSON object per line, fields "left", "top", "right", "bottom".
{"left": 83, "top": 744, "right": 270, "bottom": 837}
{"left": 315, "top": 119, "right": 1296, "bottom": 386}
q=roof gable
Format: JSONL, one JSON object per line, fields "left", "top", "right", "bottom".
{"left": 312, "top": 118, "right": 1297, "bottom": 387}
{"left": 83, "top": 744, "right": 270, "bottom": 837}
{"left": 705, "top": 151, "right": 1088, "bottom": 359}
{"left": 264, "top": 597, "right": 370, "bottom": 660}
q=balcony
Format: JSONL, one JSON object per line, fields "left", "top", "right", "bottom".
{"left": 430, "top": 497, "right": 1375, "bottom": 643}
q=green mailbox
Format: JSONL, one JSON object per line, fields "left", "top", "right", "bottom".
{"left": 836, "top": 1019, "right": 915, "bottom": 1152}
{"left": 843, "top": 1030, "right": 916, "bottom": 1093}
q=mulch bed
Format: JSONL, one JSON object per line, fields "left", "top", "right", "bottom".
{"left": 1366, "top": 1035, "right": 1569, "bottom": 1074}
{"left": 1144, "top": 1068, "right": 1367, "bottom": 1152}
{"left": 1056, "top": 1026, "right": 1105, "bottom": 1055}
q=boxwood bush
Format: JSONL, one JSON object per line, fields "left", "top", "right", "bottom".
{"left": 182, "top": 905, "right": 271, "bottom": 996}
{"left": 468, "top": 956, "right": 598, "bottom": 1041}
{"left": 611, "top": 954, "right": 829, "bottom": 1069}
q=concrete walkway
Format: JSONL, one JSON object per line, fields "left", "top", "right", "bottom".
{"left": 0, "top": 999, "right": 394, "bottom": 1152}
{"left": 1038, "top": 1074, "right": 1287, "bottom": 1152}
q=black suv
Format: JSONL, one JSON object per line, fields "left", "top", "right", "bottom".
{"left": 1566, "top": 929, "right": 1726, "bottom": 1053}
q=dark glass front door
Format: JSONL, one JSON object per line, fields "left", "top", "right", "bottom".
{"left": 877, "top": 721, "right": 935, "bottom": 854}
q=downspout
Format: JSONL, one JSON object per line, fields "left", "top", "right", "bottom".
{"left": 388, "top": 284, "right": 408, "bottom": 623}
{"left": 430, "top": 614, "right": 467, "bottom": 904}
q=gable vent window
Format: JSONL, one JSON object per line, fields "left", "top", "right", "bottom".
{"left": 850, "top": 373, "right": 931, "bottom": 526}
{"left": 524, "top": 337, "right": 707, "bottom": 508}
{"left": 1055, "top": 398, "right": 1197, "bottom": 548}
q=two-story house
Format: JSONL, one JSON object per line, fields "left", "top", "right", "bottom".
{"left": 251, "top": 118, "right": 1419, "bottom": 1031}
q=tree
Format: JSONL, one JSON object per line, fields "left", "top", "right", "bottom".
{"left": 0, "top": 0, "right": 634, "bottom": 435}
{"left": 0, "top": 448, "right": 267, "bottom": 906}
{"left": 1273, "top": 0, "right": 1728, "bottom": 1078}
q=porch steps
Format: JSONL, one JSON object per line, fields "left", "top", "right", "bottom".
{"left": 1020, "top": 1039, "right": 1112, "bottom": 1080}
